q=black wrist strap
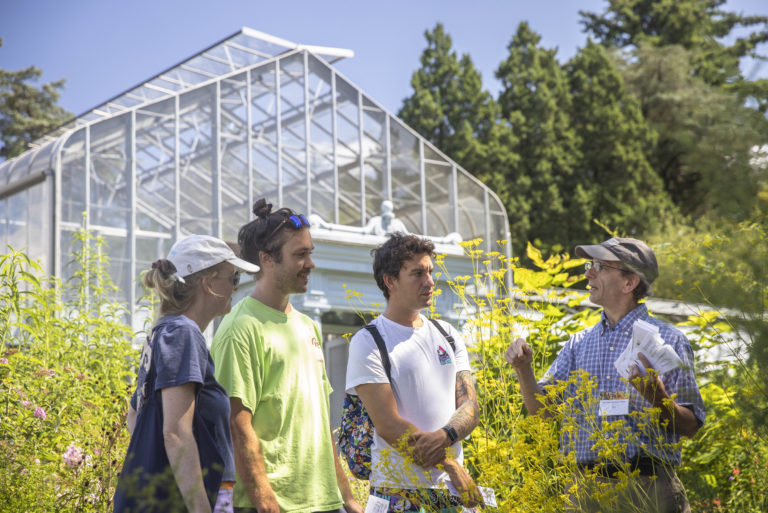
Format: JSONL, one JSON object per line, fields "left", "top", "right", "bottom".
{"left": 442, "top": 425, "right": 459, "bottom": 443}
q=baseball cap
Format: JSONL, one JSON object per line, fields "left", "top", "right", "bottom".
{"left": 167, "top": 235, "right": 260, "bottom": 282}
{"left": 574, "top": 237, "right": 658, "bottom": 283}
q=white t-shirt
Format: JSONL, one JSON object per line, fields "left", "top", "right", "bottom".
{"left": 345, "top": 314, "right": 471, "bottom": 489}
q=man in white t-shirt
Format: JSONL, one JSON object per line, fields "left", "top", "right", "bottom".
{"left": 345, "top": 233, "right": 483, "bottom": 512}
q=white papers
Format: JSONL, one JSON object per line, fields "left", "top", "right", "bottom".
{"left": 614, "top": 320, "right": 683, "bottom": 379}
{"left": 446, "top": 482, "right": 498, "bottom": 507}
{"left": 478, "top": 486, "right": 498, "bottom": 507}
{"left": 364, "top": 495, "right": 390, "bottom": 513}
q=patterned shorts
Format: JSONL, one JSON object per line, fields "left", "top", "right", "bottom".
{"left": 370, "top": 487, "right": 471, "bottom": 513}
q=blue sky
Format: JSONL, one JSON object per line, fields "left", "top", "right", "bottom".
{"left": 1, "top": 0, "right": 766, "bottom": 119}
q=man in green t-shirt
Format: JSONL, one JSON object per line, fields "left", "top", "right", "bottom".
{"left": 211, "top": 198, "right": 362, "bottom": 513}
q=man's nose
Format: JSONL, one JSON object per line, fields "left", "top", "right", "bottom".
{"left": 306, "top": 255, "right": 316, "bottom": 269}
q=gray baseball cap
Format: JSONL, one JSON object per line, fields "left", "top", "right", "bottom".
{"left": 574, "top": 237, "right": 658, "bottom": 283}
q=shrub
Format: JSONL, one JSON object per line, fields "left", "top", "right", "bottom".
{"left": 0, "top": 228, "right": 137, "bottom": 512}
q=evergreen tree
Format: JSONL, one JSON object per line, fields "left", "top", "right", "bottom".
{"left": 565, "top": 41, "right": 677, "bottom": 239}
{"left": 495, "top": 22, "right": 583, "bottom": 252}
{"left": 399, "top": 24, "right": 519, "bottom": 241}
{"left": 0, "top": 38, "right": 72, "bottom": 160}
{"left": 580, "top": 0, "right": 768, "bottom": 111}
{"left": 620, "top": 43, "right": 767, "bottom": 219}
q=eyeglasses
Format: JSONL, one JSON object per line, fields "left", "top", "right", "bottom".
{"left": 265, "top": 213, "right": 310, "bottom": 241}
{"left": 584, "top": 261, "right": 626, "bottom": 273}
{"left": 219, "top": 272, "right": 240, "bottom": 287}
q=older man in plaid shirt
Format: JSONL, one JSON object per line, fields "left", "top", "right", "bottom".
{"left": 505, "top": 238, "right": 705, "bottom": 513}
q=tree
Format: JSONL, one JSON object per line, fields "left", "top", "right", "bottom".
{"left": 565, "top": 41, "right": 677, "bottom": 238}
{"left": 620, "top": 43, "right": 767, "bottom": 219}
{"left": 495, "top": 22, "right": 584, "bottom": 252}
{"left": 580, "top": 0, "right": 768, "bottom": 111}
{"left": 0, "top": 38, "right": 72, "bottom": 160}
{"left": 398, "top": 23, "right": 519, "bottom": 244}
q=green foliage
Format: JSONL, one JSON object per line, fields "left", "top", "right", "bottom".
{"left": 443, "top": 241, "right": 767, "bottom": 511}
{"left": 619, "top": 43, "right": 768, "bottom": 220}
{"left": 398, "top": 23, "right": 518, "bottom": 219}
{"left": 0, "top": 38, "right": 72, "bottom": 160}
{"left": 495, "top": 23, "right": 582, "bottom": 255}
{"left": 579, "top": 0, "right": 768, "bottom": 108}
{"left": 0, "top": 229, "right": 136, "bottom": 512}
{"left": 565, "top": 41, "right": 678, "bottom": 241}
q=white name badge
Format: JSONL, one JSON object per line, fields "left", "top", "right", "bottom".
{"left": 479, "top": 486, "right": 498, "bottom": 507}
{"left": 364, "top": 494, "right": 390, "bottom": 513}
{"left": 599, "top": 398, "right": 630, "bottom": 416}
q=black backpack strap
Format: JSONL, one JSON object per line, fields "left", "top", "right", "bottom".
{"left": 364, "top": 324, "right": 393, "bottom": 383}
{"left": 429, "top": 318, "right": 456, "bottom": 352}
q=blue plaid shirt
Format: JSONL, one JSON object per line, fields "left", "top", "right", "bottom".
{"left": 539, "top": 304, "right": 706, "bottom": 466}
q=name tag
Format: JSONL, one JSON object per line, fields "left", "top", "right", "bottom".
{"left": 599, "top": 399, "right": 629, "bottom": 416}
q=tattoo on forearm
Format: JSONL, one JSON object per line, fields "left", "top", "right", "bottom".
{"left": 448, "top": 370, "right": 480, "bottom": 439}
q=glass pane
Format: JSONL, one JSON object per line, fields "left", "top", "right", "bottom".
{"left": 29, "top": 143, "right": 56, "bottom": 176}
{"left": 90, "top": 114, "right": 131, "bottom": 230}
{"left": 251, "top": 62, "right": 279, "bottom": 203}
{"left": 362, "top": 98, "right": 386, "bottom": 223}
{"left": 423, "top": 144, "right": 447, "bottom": 163}
{"left": 424, "top": 162, "right": 453, "bottom": 237}
{"left": 136, "top": 98, "right": 177, "bottom": 234}
{"left": 307, "top": 55, "right": 334, "bottom": 223}
{"left": 27, "top": 181, "right": 51, "bottom": 270}
{"left": 389, "top": 119, "right": 421, "bottom": 233}
{"left": 179, "top": 85, "right": 216, "bottom": 235}
{"left": 457, "top": 171, "right": 486, "bottom": 243}
{"left": 336, "top": 77, "right": 361, "bottom": 226}
{"left": 135, "top": 235, "right": 173, "bottom": 306}
{"left": 279, "top": 53, "right": 307, "bottom": 214}
{"left": 490, "top": 212, "right": 507, "bottom": 252}
{"left": 100, "top": 233, "right": 130, "bottom": 304}
{"left": 60, "top": 128, "right": 87, "bottom": 224}
{"left": 0, "top": 199, "right": 6, "bottom": 251}
{"left": 59, "top": 228, "right": 78, "bottom": 302}
{"left": 7, "top": 190, "right": 26, "bottom": 252}
{"left": 220, "top": 72, "right": 250, "bottom": 242}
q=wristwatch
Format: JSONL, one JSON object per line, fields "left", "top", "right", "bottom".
{"left": 441, "top": 425, "right": 459, "bottom": 444}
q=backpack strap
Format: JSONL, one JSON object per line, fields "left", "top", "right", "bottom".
{"left": 364, "top": 324, "right": 393, "bottom": 383}
{"left": 429, "top": 318, "right": 456, "bottom": 352}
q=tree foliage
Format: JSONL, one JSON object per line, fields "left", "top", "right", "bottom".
{"left": 565, "top": 41, "right": 678, "bottom": 239}
{"left": 0, "top": 38, "right": 72, "bottom": 160}
{"left": 398, "top": 23, "right": 519, "bottom": 242}
{"left": 619, "top": 43, "right": 768, "bottom": 219}
{"left": 579, "top": 0, "right": 768, "bottom": 110}
{"left": 495, "top": 22, "right": 582, "bottom": 253}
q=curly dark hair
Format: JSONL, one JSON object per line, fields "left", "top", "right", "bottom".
{"left": 372, "top": 233, "right": 435, "bottom": 300}
{"left": 237, "top": 198, "right": 308, "bottom": 267}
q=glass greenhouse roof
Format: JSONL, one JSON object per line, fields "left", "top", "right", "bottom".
{"left": 31, "top": 28, "right": 355, "bottom": 148}
{"left": 0, "top": 27, "right": 510, "bottom": 327}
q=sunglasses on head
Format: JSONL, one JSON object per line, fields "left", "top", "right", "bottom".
{"left": 265, "top": 213, "right": 310, "bottom": 240}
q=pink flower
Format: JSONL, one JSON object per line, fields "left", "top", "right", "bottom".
{"left": 0, "top": 358, "right": 8, "bottom": 365}
{"left": 33, "top": 407, "right": 46, "bottom": 420}
{"left": 62, "top": 443, "right": 84, "bottom": 468}
{"left": 21, "top": 400, "right": 30, "bottom": 408}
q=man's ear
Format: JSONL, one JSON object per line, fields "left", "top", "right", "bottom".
{"left": 258, "top": 250, "right": 273, "bottom": 268}
{"left": 623, "top": 273, "right": 641, "bottom": 295}
{"left": 382, "top": 273, "right": 397, "bottom": 295}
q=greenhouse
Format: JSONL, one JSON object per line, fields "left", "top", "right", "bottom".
{"left": 0, "top": 28, "right": 509, "bottom": 414}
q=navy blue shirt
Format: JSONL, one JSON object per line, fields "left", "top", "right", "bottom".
{"left": 125, "top": 315, "right": 234, "bottom": 500}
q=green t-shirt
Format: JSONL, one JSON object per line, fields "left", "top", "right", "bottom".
{"left": 211, "top": 297, "right": 342, "bottom": 513}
